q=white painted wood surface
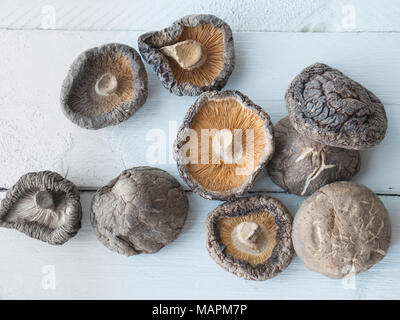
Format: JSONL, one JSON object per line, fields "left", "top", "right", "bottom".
{"left": 1, "top": 0, "right": 400, "bottom": 32}
{"left": 0, "top": 29, "right": 400, "bottom": 299}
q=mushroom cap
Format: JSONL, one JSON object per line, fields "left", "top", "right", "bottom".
{"left": 90, "top": 167, "right": 188, "bottom": 256}
{"left": 267, "top": 117, "right": 361, "bottom": 196}
{"left": 206, "top": 195, "right": 294, "bottom": 280}
{"left": 174, "top": 90, "right": 274, "bottom": 201}
{"left": 292, "top": 181, "right": 391, "bottom": 278}
{"left": 138, "top": 14, "right": 235, "bottom": 96}
{"left": 285, "top": 63, "right": 387, "bottom": 149}
{"left": 61, "top": 43, "right": 148, "bottom": 129}
{"left": 0, "top": 171, "right": 82, "bottom": 245}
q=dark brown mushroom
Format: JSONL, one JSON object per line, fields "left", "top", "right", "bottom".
{"left": 286, "top": 63, "right": 387, "bottom": 149}
{"left": 206, "top": 195, "right": 294, "bottom": 280}
{"left": 90, "top": 166, "right": 188, "bottom": 256}
{"left": 267, "top": 117, "right": 361, "bottom": 196}
{"left": 0, "top": 171, "right": 82, "bottom": 245}
{"left": 61, "top": 43, "right": 148, "bottom": 129}
{"left": 292, "top": 181, "right": 391, "bottom": 278}
{"left": 174, "top": 90, "right": 274, "bottom": 200}
{"left": 138, "top": 14, "right": 235, "bottom": 96}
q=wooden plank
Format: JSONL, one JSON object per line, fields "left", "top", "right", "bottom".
{"left": 1, "top": 0, "right": 400, "bottom": 32}
{"left": 0, "top": 30, "right": 399, "bottom": 193}
{"left": 0, "top": 190, "right": 398, "bottom": 299}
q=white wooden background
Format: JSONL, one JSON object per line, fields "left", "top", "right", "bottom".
{"left": 0, "top": 1, "right": 399, "bottom": 300}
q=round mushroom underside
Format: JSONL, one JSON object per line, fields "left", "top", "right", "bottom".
{"left": 61, "top": 43, "right": 148, "bottom": 129}
{"left": 285, "top": 62, "right": 387, "bottom": 150}
{"left": 292, "top": 181, "right": 391, "bottom": 278}
{"left": 90, "top": 166, "right": 188, "bottom": 256}
{"left": 67, "top": 51, "right": 135, "bottom": 117}
{"left": 206, "top": 196, "right": 294, "bottom": 281}
{"left": 138, "top": 14, "right": 235, "bottom": 96}
{"left": 0, "top": 171, "right": 82, "bottom": 245}
{"left": 175, "top": 90, "right": 274, "bottom": 200}
{"left": 267, "top": 117, "right": 361, "bottom": 196}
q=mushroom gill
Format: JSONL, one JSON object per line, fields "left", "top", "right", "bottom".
{"left": 0, "top": 171, "right": 82, "bottom": 245}
{"left": 218, "top": 211, "right": 278, "bottom": 266}
{"left": 187, "top": 97, "right": 268, "bottom": 191}
{"left": 68, "top": 51, "right": 134, "bottom": 116}
{"left": 5, "top": 190, "right": 67, "bottom": 229}
{"left": 166, "top": 24, "right": 224, "bottom": 86}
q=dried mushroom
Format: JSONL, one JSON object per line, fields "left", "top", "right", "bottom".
{"left": 0, "top": 171, "right": 82, "bottom": 245}
{"left": 292, "top": 181, "right": 391, "bottom": 278}
{"left": 286, "top": 63, "right": 387, "bottom": 149}
{"left": 91, "top": 167, "right": 188, "bottom": 256}
{"left": 267, "top": 117, "right": 361, "bottom": 196}
{"left": 61, "top": 43, "right": 148, "bottom": 129}
{"left": 138, "top": 14, "right": 234, "bottom": 96}
{"left": 174, "top": 90, "right": 274, "bottom": 200}
{"left": 206, "top": 196, "right": 294, "bottom": 280}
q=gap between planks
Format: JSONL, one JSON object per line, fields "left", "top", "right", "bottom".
{"left": 0, "top": 187, "right": 399, "bottom": 197}
{"left": 1, "top": 28, "right": 400, "bottom": 34}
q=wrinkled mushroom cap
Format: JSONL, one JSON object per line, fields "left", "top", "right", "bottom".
{"left": 91, "top": 167, "right": 188, "bottom": 256}
{"left": 138, "top": 14, "right": 235, "bottom": 96}
{"left": 292, "top": 181, "right": 391, "bottom": 278}
{"left": 286, "top": 63, "right": 387, "bottom": 149}
{"left": 61, "top": 43, "right": 148, "bottom": 129}
{"left": 206, "top": 195, "right": 294, "bottom": 280}
{"left": 174, "top": 90, "right": 274, "bottom": 201}
{"left": 267, "top": 117, "right": 361, "bottom": 196}
{"left": 0, "top": 171, "right": 82, "bottom": 245}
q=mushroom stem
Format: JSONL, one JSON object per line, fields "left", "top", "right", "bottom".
{"left": 95, "top": 73, "right": 118, "bottom": 96}
{"left": 212, "top": 129, "right": 242, "bottom": 163}
{"left": 232, "top": 221, "right": 267, "bottom": 254}
{"left": 34, "top": 191, "right": 55, "bottom": 210}
{"left": 238, "top": 221, "right": 261, "bottom": 244}
{"left": 161, "top": 40, "right": 207, "bottom": 70}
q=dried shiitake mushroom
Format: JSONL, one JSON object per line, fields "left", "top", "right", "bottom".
{"left": 174, "top": 90, "right": 274, "bottom": 200}
{"left": 267, "top": 117, "right": 361, "bottom": 196}
{"left": 0, "top": 171, "right": 82, "bottom": 245}
{"left": 206, "top": 195, "right": 294, "bottom": 280}
{"left": 138, "top": 14, "right": 234, "bottom": 96}
{"left": 61, "top": 43, "right": 148, "bottom": 129}
{"left": 292, "top": 181, "right": 391, "bottom": 278}
{"left": 286, "top": 63, "right": 387, "bottom": 149}
{"left": 91, "top": 167, "right": 188, "bottom": 255}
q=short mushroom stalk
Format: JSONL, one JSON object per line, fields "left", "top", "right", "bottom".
{"left": 34, "top": 190, "right": 55, "bottom": 211}
{"left": 161, "top": 40, "right": 207, "bottom": 70}
{"left": 236, "top": 221, "right": 264, "bottom": 253}
{"left": 212, "top": 129, "right": 242, "bottom": 164}
{"left": 95, "top": 72, "right": 118, "bottom": 96}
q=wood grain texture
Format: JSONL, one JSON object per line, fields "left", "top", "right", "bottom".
{"left": 1, "top": 0, "right": 400, "bottom": 32}
{"left": 0, "top": 190, "right": 398, "bottom": 300}
{"left": 0, "top": 31, "right": 399, "bottom": 193}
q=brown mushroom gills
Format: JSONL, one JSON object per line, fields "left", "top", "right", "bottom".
{"left": 166, "top": 24, "right": 224, "bottom": 86}
{"left": 218, "top": 211, "right": 277, "bottom": 266}
{"left": 68, "top": 52, "right": 134, "bottom": 116}
{"left": 187, "top": 98, "right": 267, "bottom": 191}
{"left": 4, "top": 191, "right": 68, "bottom": 229}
